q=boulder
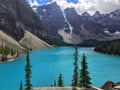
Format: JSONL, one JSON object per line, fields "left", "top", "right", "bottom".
{"left": 101, "top": 81, "right": 114, "bottom": 90}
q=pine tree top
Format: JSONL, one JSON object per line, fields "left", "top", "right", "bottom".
{"left": 79, "top": 53, "right": 92, "bottom": 88}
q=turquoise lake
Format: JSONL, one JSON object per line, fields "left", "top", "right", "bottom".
{"left": 0, "top": 47, "right": 120, "bottom": 90}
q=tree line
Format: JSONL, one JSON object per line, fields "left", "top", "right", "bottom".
{"left": 20, "top": 47, "right": 92, "bottom": 90}
{"left": 0, "top": 45, "right": 17, "bottom": 61}
{"left": 95, "top": 39, "right": 120, "bottom": 55}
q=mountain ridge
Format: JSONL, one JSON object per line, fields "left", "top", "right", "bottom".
{"left": 0, "top": 0, "right": 53, "bottom": 52}
{"left": 0, "top": 0, "right": 59, "bottom": 44}
{"left": 34, "top": 2, "right": 120, "bottom": 45}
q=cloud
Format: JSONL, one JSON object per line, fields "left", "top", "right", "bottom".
{"left": 29, "top": 0, "right": 39, "bottom": 7}
{"left": 51, "top": 0, "right": 120, "bottom": 15}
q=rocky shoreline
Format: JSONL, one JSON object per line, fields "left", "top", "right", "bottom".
{"left": 101, "top": 81, "right": 120, "bottom": 90}
{"left": 32, "top": 87, "right": 102, "bottom": 90}
{"left": 0, "top": 30, "right": 53, "bottom": 63}
{"left": 31, "top": 81, "right": 120, "bottom": 90}
{"left": 32, "top": 83, "right": 120, "bottom": 90}
{"left": 0, "top": 53, "right": 22, "bottom": 63}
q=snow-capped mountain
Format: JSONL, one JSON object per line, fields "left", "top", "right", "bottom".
{"left": 0, "top": 0, "right": 57, "bottom": 44}
{"left": 37, "top": 2, "right": 66, "bottom": 36}
{"left": 92, "top": 9, "right": 120, "bottom": 33}
{"left": 27, "top": 1, "right": 120, "bottom": 45}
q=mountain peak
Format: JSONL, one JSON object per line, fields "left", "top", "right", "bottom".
{"left": 111, "top": 8, "right": 120, "bottom": 15}
{"left": 81, "top": 12, "right": 90, "bottom": 17}
{"left": 41, "top": 1, "right": 58, "bottom": 8}
{"left": 48, "top": 2, "right": 58, "bottom": 6}
{"left": 65, "top": 7, "right": 76, "bottom": 13}
{"left": 92, "top": 11, "right": 102, "bottom": 18}
{"left": 94, "top": 11, "right": 101, "bottom": 15}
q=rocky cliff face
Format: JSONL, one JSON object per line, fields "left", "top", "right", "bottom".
{"left": 37, "top": 2, "right": 66, "bottom": 36}
{"left": 93, "top": 10, "right": 120, "bottom": 33}
{"left": 35, "top": 2, "right": 120, "bottom": 45}
{"left": 64, "top": 8, "right": 82, "bottom": 34}
{"left": 0, "top": 0, "right": 49, "bottom": 42}
{"left": 0, "top": 0, "right": 24, "bottom": 41}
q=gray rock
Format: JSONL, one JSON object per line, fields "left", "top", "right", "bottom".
{"left": 101, "top": 81, "right": 114, "bottom": 90}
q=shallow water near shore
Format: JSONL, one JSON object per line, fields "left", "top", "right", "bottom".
{"left": 0, "top": 47, "right": 120, "bottom": 90}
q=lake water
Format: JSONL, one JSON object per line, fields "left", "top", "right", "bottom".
{"left": 0, "top": 47, "right": 120, "bottom": 90}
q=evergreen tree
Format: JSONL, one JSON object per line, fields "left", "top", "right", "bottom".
{"left": 71, "top": 47, "right": 79, "bottom": 86}
{"left": 20, "top": 81, "right": 23, "bottom": 90}
{"left": 24, "top": 51, "right": 32, "bottom": 90}
{"left": 58, "top": 73, "right": 64, "bottom": 87}
{"left": 94, "top": 39, "right": 120, "bottom": 55}
{"left": 79, "top": 53, "right": 92, "bottom": 88}
{"left": 11, "top": 49, "right": 16, "bottom": 56}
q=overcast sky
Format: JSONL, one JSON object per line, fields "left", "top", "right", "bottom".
{"left": 27, "top": 0, "right": 120, "bottom": 15}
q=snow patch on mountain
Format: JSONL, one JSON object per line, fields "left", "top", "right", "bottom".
{"left": 43, "top": 9, "right": 46, "bottom": 12}
{"left": 115, "top": 31, "right": 120, "bottom": 34}
{"left": 27, "top": 1, "right": 120, "bottom": 44}
{"left": 62, "top": 9, "right": 73, "bottom": 34}
{"left": 39, "top": 15, "right": 43, "bottom": 20}
{"left": 109, "top": 14, "right": 113, "bottom": 18}
{"left": 104, "top": 30, "right": 120, "bottom": 39}
{"left": 104, "top": 30, "right": 110, "bottom": 34}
